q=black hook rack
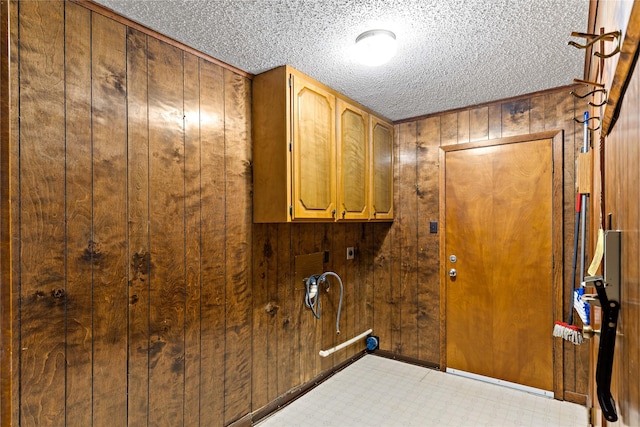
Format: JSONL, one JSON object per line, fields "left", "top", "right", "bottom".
{"left": 574, "top": 115, "right": 601, "bottom": 131}
{"left": 570, "top": 88, "right": 608, "bottom": 107}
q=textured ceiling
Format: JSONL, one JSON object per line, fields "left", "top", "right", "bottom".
{"left": 94, "top": 0, "right": 590, "bottom": 121}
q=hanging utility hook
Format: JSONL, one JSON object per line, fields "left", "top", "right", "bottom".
{"left": 574, "top": 115, "right": 601, "bottom": 132}
{"left": 570, "top": 88, "right": 608, "bottom": 107}
{"left": 568, "top": 31, "right": 621, "bottom": 59}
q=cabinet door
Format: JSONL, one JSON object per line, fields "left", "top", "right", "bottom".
{"left": 291, "top": 74, "right": 336, "bottom": 220}
{"left": 370, "top": 117, "right": 394, "bottom": 220}
{"left": 337, "top": 100, "right": 369, "bottom": 220}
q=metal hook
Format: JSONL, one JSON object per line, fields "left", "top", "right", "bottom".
{"left": 568, "top": 31, "right": 621, "bottom": 59}
{"left": 574, "top": 116, "right": 601, "bottom": 131}
{"left": 570, "top": 88, "right": 608, "bottom": 107}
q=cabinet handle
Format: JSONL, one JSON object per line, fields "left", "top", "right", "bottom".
{"left": 332, "top": 209, "right": 336, "bottom": 217}
{"left": 342, "top": 210, "right": 346, "bottom": 218}
{"left": 373, "top": 211, "right": 377, "bottom": 217}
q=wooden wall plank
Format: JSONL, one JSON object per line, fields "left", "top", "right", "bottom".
{"left": 64, "top": 4, "right": 94, "bottom": 426}
{"left": 373, "top": 224, "right": 393, "bottom": 350}
{"left": 147, "top": 36, "right": 186, "bottom": 426}
{"left": 530, "top": 95, "right": 546, "bottom": 133}
{"left": 331, "top": 224, "right": 348, "bottom": 362}
{"left": 398, "top": 122, "right": 419, "bottom": 358}
{"left": 488, "top": 104, "right": 502, "bottom": 140}
{"left": 618, "top": 68, "right": 640, "bottom": 425}
{"left": 265, "top": 224, "right": 279, "bottom": 403}
{"left": 440, "top": 112, "right": 458, "bottom": 146}
{"left": 501, "top": 99, "right": 530, "bottom": 137}
{"left": 276, "top": 224, "right": 295, "bottom": 396}
{"left": 390, "top": 125, "right": 402, "bottom": 354}
{"left": 416, "top": 116, "right": 441, "bottom": 364}
{"left": 198, "top": 58, "right": 226, "bottom": 427}
{"left": 457, "top": 110, "right": 470, "bottom": 144}
{"left": 544, "top": 90, "right": 586, "bottom": 398}
{"left": 296, "top": 224, "right": 318, "bottom": 383}
{"left": 125, "top": 26, "right": 151, "bottom": 427}
{"left": 4, "top": 2, "right": 19, "bottom": 425}
{"left": 628, "top": 72, "right": 640, "bottom": 427}
{"left": 183, "top": 51, "right": 202, "bottom": 427}
{"left": 469, "top": 107, "right": 488, "bottom": 142}
{"left": 91, "top": 12, "right": 129, "bottom": 425}
{"left": 223, "top": 69, "right": 253, "bottom": 425}
{"left": 252, "top": 223, "right": 270, "bottom": 410}
{"left": 321, "top": 224, "right": 337, "bottom": 370}
{"left": 18, "top": 1, "right": 67, "bottom": 424}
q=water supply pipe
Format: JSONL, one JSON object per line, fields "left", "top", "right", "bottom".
{"left": 319, "top": 329, "right": 373, "bottom": 358}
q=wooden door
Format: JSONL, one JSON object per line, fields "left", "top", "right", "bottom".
{"left": 444, "top": 138, "right": 554, "bottom": 392}
{"left": 337, "top": 99, "right": 369, "bottom": 220}
{"left": 370, "top": 117, "right": 393, "bottom": 220}
{"left": 291, "top": 74, "right": 336, "bottom": 220}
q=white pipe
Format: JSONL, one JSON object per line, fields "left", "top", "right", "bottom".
{"left": 319, "top": 329, "right": 373, "bottom": 358}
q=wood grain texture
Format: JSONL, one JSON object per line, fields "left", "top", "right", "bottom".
{"left": 252, "top": 223, "right": 270, "bottom": 410}
{"left": 398, "top": 122, "right": 419, "bottom": 359}
{"left": 468, "top": 107, "right": 488, "bottom": 142}
{"left": 488, "top": 104, "right": 502, "bottom": 140}
{"left": 91, "top": 12, "right": 130, "bottom": 425}
{"left": 8, "top": 3, "right": 20, "bottom": 423}
{"left": 147, "top": 36, "right": 186, "bottom": 426}
{"left": 18, "top": 1, "right": 67, "bottom": 424}
{"left": 440, "top": 112, "right": 458, "bottom": 146}
{"left": 126, "top": 26, "right": 150, "bottom": 427}
{"left": 64, "top": 4, "right": 93, "bottom": 425}
{"left": 457, "top": 110, "right": 470, "bottom": 144}
{"left": 276, "top": 224, "right": 296, "bottom": 396}
{"left": 416, "top": 116, "right": 440, "bottom": 364}
{"left": 0, "top": 1, "right": 12, "bottom": 424}
{"left": 223, "top": 69, "right": 253, "bottom": 425}
{"left": 501, "top": 99, "right": 530, "bottom": 137}
{"left": 183, "top": 51, "right": 202, "bottom": 427}
{"left": 198, "top": 58, "right": 226, "bottom": 427}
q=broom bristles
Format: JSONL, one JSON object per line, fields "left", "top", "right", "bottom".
{"left": 553, "top": 321, "right": 584, "bottom": 345}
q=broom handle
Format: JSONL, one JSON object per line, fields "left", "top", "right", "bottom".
{"left": 579, "top": 111, "right": 589, "bottom": 285}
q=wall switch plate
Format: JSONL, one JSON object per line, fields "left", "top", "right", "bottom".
{"left": 346, "top": 247, "right": 355, "bottom": 260}
{"left": 430, "top": 221, "right": 438, "bottom": 234}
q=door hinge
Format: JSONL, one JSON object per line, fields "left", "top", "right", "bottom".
{"left": 288, "top": 76, "right": 293, "bottom": 88}
{"left": 289, "top": 205, "right": 293, "bottom": 216}
{"left": 289, "top": 142, "right": 292, "bottom": 152}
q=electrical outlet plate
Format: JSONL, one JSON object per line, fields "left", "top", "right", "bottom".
{"left": 346, "top": 247, "right": 355, "bottom": 260}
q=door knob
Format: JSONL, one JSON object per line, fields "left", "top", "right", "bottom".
{"left": 449, "top": 268, "right": 457, "bottom": 278}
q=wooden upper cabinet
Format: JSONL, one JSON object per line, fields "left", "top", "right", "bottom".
{"left": 252, "top": 65, "right": 393, "bottom": 222}
{"left": 291, "top": 75, "right": 336, "bottom": 220}
{"left": 337, "top": 99, "right": 369, "bottom": 221}
{"left": 370, "top": 117, "right": 394, "bottom": 220}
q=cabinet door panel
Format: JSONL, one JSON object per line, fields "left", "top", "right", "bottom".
{"left": 371, "top": 119, "right": 393, "bottom": 219}
{"left": 337, "top": 101, "right": 368, "bottom": 220}
{"left": 292, "top": 78, "right": 335, "bottom": 219}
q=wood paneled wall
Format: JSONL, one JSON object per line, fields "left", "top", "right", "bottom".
{"left": 390, "top": 89, "right": 590, "bottom": 402}
{"left": 587, "top": 2, "right": 640, "bottom": 425}
{"left": 252, "top": 87, "right": 590, "bottom": 406}
{"left": 5, "top": 1, "right": 252, "bottom": 425}
{"left": 2, "top": 1, "right": 594, "bottom": 426}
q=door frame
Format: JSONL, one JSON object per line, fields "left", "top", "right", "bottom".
{"left": 438, "top": 131, "right": 565, "bottom": 398}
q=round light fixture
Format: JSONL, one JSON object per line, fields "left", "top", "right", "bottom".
{"left": 354, "top": 29, "right": 397, "bottom": 66}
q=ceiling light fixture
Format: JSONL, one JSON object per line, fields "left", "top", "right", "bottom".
{"left": 354, "top": 29, "right": 397, "bottom": 67}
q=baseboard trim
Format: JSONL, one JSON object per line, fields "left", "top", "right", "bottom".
{"left": 372, "top": 350, "right": 440, "bottom": 370}
{"left": 564, "top": 391, "right": 587, "bottom": 405}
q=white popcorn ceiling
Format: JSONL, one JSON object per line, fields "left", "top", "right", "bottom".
{"left": 94, "top": 0, "right": 589, "bottom": 121}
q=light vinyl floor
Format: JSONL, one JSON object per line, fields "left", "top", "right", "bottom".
{"left": 256, "top": 354, "right": 588, "bottom": 427}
